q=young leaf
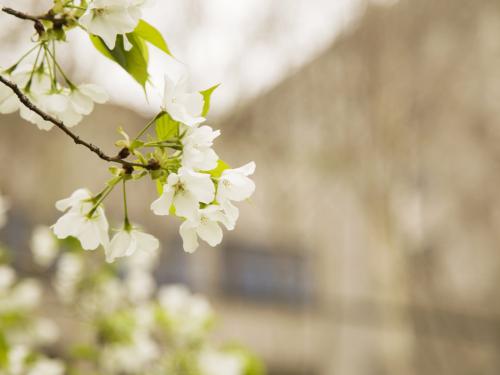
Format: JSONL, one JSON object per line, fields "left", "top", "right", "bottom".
{"left": 155, "top": 112, "right": 179, "bottom": 141}
{"left": 90, "top": 34, "right": 149, "bottom": 87}
{"left": 205, "top": 159, "right": 230, "bottom": 178}
{"left": 200, "top": 84, "right": 220, "bottom": 117}
{"left": 134, "top": 20, "right": 172, "bottom": 56}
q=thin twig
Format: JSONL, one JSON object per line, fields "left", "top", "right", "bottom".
{"left": 0, "top": 75, "right": 152, "bottom": 170}
{"left": 1, "top": 6, "right": 45, "bottom": 35}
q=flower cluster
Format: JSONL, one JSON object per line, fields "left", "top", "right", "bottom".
{"left": 0, "top": 0, "right": 255, "bottom": 264}
{"left": 0, "top": 63, "right": 108, "bottom": 130}
{"left": 0, "top": 212, "right": 264, "bottom": 375}
{"left": 0, "top": 260, "right": 62, "bottom": 375}
{"left": 51, "top": 68, "right": 255, "bottom": 259}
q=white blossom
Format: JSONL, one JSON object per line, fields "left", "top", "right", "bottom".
{"left": 33, "top": 318, "right": 60, "bottom": 345}
{"left": 199, "top": 350, "right": 245, "bottom": 375}
{"left": 181, "top": 125, "right": 220, "bottom": 170}
{"left": 216, "top": 162, "right": 256, "bottom": 228}
{"left": 161, "top": 71, "right": 205, "bottom": 127}
{"left": 9, "top": 279, "right": 42, "bottom": 311}
{"left": 34, "top": 84, "right": 107, "bottom": 128}
{"left": 7, "top": 346, "right": 29, "bottom": 375}
{"left": 30, "top": 226, "right": 59, "bottom": 267}
{"left": 52, "top": 189, "right": 109, "bottom": 251}
{"left": 69, "top": 83, "right": 109, "bottom": 116}
{"left": 80, "top": 0, "right": 148, "bottom": 49}
{"left": 125, "top": 269, "right": 156, "bottom": 303}
{"left": 151, "top": 168, "right": 215, "bottom": 220}
{"left": 158, "top": 285, "right": 213, "bottom": 338}
{"left": 179, "top": 205, "right": 230, "bottom": 253}
{"left": 0, "top": 265, "right": 15, "bottom": 291}
{"left": 27, "top": 358, "right": 65, "bottom": 375}
{"left": 15, "top": 69, "right": 55, "bottom": 131}
{"left": 106, "top": 227, "right": 159, "bottom": 263}
{"left": 54, "top": 253, "right": 84, "bottom": 302}
{"left": 102, "top": 332, "right": 159, "bottom": 374}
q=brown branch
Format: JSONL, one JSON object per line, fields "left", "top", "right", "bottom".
{"left": 1, "top": 6, "right": 46, "bottom": 35}
{"left": 0, "top": 75, "right": 152, "bottom": 170}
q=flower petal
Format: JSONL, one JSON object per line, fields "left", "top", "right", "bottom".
{"left": 179, "top": 221, "right": 199, "bottom": 253}
{"left": 197, "top": 220, "right": 223, "bottom": 247}
{"left": 173, "top": 191, "right": 199, "bottom": 220}
{"left": 132, "top": 230, "right": 160, "bottom": 253}
{"left": 150, "top": 187, "right": 174, "bottom": 216}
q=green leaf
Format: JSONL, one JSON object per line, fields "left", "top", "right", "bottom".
{"left": 155, "top": 112, "right": 179, "bottom": 141}
{"left": 90, "top": 34, "right": 149, "bottom": 87}
{"left": 134, "top": 20, "right": 172, "bottom": 56}
{"left": 200, "top": 84, "right": 220, "bottom": 117}
{"left": 205, "top": 159, "right": 230, "bottom": 178}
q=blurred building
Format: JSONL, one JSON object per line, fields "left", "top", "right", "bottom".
{"left": 2, "top": 0, "right": 500, "bottom": 374}
{"left": 193, "top": 0, "right": 500, "bottom": 374}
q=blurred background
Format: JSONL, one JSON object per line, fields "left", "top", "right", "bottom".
{"left": 1, "top": 0, "right": 500, "bottom": 374}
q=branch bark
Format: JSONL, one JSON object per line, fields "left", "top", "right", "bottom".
{"left": 0, "top": 75, "right": 152, "bottom": 170}
{"left": 1, "top": 6, "right": 45, "bottom": 35}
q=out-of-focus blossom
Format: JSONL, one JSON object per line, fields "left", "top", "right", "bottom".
{"left": 9, "top": 279, "right": 42, "bottom": 311}
{"left": 0, "top": 265, "right": 15, "bottom": 291}
{"left": 26, "top": 357, "right": 65, "bottom": 375}
{"left": 101, "top": 332, "right": 159, "bottom": 374}
{"left": 54, "top": 253, "right": 84, "bottom": 302}
{"left": 199, "top": 349, "right": 245, "bottom": 375}
{"left": 125, "top": 269, "right": 156, "bottom": 303}
{"left": 33, "top": 318, "right": 60, "bottom": 345}
{"left": 158, "top": 285, "right": 213, "bottom": 338}
{"left": 31, "top": 226, "right": 59, "bottom": 267}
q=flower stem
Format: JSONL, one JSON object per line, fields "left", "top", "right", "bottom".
{"left": 44, "top": 44, "right": 75, "bottom": 88}
{"left": 25, "top": 46, "right": 44, "bottom": 90}
{"left": 87, "top": 177, "right": 122, "bottom": 218}
{"left": 122, "top": 179, "right": 131, "bottom": 230}
{"left": 133, "top": 113, "right": 162, "bottom": 141}
{"left": 5, "top": 44, "right": 40, "bottom": 73}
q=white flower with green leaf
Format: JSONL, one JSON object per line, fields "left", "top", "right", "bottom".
{"left": 161, "top": 70, "right": 205, "bottom": 127}
{"left": 216, "top": 162, "right": 256, "bottom": 227}
{"left": 151, "top": 168, "right": 215, "bottom": 220}
{"left": 80, "top": 0, "right": 148, "bottom": 49}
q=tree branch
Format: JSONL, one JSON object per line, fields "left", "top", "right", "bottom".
{"left": 1, "top": 6, "right": 45, "bottom": 35}
{"left": 0, "top": 75, "right": 152, "bottom": 170}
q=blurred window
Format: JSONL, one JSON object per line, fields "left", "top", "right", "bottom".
{"left": 221, "top": 243, "right": 314, "bottom": 306}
